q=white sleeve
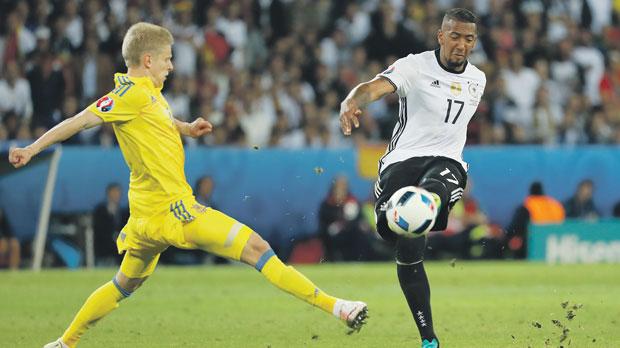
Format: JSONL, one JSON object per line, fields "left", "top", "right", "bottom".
{"left": 377, "top": 55, "right": 419, "bottom": 97}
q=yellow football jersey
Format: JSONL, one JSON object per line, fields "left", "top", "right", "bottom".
{"left": 87, "top": 73, "right": 192, "bottom": 217}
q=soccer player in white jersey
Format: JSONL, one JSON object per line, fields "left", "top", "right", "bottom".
{"left": 339, "top": 8, "right": 486, "bottom": 348}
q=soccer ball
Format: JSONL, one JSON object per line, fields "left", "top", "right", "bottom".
{"left": 385, "top": 186, "right": 438, "bottom": 238}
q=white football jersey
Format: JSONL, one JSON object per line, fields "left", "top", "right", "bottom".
{"left": 377, "top": 50, "right": 486, "bottom": 173}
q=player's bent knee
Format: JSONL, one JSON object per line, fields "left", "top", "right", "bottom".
{"left": 114, "top": 271, "right": 148, "bottom": 294}
{"left": 250, "top": 233, "right": 272, "bottom": 254}
{"left": 240, "top": 232, "right": 272, "bottom": 266}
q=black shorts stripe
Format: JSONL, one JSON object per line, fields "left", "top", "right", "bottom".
{"left": 374, "top": 181, "right": 382, "bottom": 199}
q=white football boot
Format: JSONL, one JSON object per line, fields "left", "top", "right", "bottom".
{"left": 334, "top": 299, "right": 369, "bottom": 334}
{"left": 42, "top": 338, "right": 69, "bottom": 348}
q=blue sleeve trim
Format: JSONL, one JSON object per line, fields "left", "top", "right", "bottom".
{"left": 254, "top": 249, "right": 276, "bottom": 272}
{"left": 112, "top": 277, "right": 133, "bottom": 298}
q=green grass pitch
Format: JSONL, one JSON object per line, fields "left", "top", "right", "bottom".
{"left": 1, "top": 261, "right": 618, "bottom": 347}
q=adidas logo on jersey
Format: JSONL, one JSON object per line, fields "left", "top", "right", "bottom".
{"left": 430, "top": 80, "right": 440, "bottom": 88}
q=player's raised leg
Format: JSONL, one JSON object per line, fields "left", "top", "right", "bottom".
{"left": 44, "top": 249, "right": 159, "bottom": 348}
{"left": 183, "top": 207, "right": 368, "bottom": 332}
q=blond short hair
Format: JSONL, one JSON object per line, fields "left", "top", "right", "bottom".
{"left": 121, "top": 22, "right": 174, "bottom": 68}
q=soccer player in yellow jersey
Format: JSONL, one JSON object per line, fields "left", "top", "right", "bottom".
{"left": 8, "top": 22, "right": 368, "bottom": 348}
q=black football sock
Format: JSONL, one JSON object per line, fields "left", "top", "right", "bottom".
{"left": 397, "top": 261, "right": 437, "bottom": 343}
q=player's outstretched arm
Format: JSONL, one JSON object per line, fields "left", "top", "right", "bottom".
{"left": 339, "top": 76, "right": 395, "bottom": 135}
{"left": 8, "top": 109, "right": 103, "bottom": 168}
{"left": 174, "top": 117, "right": 213, "bottom": 138}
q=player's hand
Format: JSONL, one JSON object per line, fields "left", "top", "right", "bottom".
{"left": 339, "top": 99, "right": 361, "bottom": 136}
{"left": 188, "top": 117, "right": 213, "bottom": 138}
{"left": 8, "top": 146, "right": 35, "bottom": 168}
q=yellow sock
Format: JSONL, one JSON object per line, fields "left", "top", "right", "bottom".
{"left": 257, "top": 250, "right": 337, "bottom": 314}
{"left": 61, "top": 280, "right": 129, "bottom": 347}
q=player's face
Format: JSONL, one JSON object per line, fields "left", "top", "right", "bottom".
{"left": 438, "top": 19, "right": 477, "bottom": 70}
{"left": 149, "top": 45, "right": 174, "bottom": 88}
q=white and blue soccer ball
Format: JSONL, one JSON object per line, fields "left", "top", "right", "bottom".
{"left": 385, "top": 186, "right": 438, "bottom": 238}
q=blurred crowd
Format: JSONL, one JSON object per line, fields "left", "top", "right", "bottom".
{"left": 1, "top": 0, "right": 619, "bottom": 147}
{"left": 314, "top": 174, "right": 620, "bottom": 263}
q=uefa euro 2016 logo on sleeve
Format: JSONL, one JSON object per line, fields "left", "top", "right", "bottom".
{"left": 96, "top": 96, "right": 114, "bottom": 112}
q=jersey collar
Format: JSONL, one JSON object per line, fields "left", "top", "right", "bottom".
{"left": 434, "top": 49, "right": 467, "bottom": 74}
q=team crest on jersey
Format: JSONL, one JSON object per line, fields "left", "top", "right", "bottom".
{"left": 382, "top": 65, "right": 395, "bottom": 74}
{"left": 150, "top": 96, "right": 157, "bottom": 104}
{"left": 467, "top": 81, "right": 482, "bottom": 105}
{"left": 450, "top": 82, "right": 462, "bottom": 96}
{"left": 96, "top": 96, "right": 114, "bottom": 112}
{"left": 468, "top": 82, "right": 481, "bottom": 98}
